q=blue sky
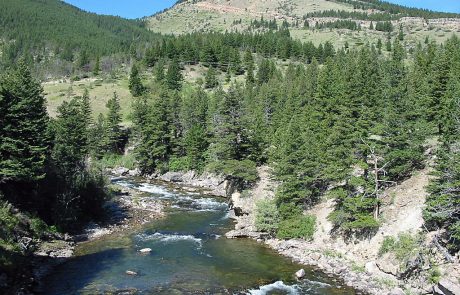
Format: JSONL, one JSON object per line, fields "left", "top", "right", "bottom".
{"left": 64, "top": 0, "right": 460, "bottom": 19}
{"left": 386, "top": 0, "right": 460, "bottom": 13}
{"left": 63, "top": 0, "right": 177, "bottom": 19}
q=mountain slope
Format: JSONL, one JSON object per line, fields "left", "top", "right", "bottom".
{"left": 148, "top": 0, "right": 460, "bottom": 47}
{"left": 0, "top": 0, "right": 156, "bottom": 63}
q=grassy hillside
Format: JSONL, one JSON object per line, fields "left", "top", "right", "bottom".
{"left": 148, "top": 0, "right": 460, "bottom": 47}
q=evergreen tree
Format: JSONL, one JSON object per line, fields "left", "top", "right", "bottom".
{"left": 105, "top": 92, "right": 123, "bottom": 153}
{"left": 129, "top": 63, "right": 145, "bottom": 97}
{"left": 0, "top": 61, "right": 49, "bottom": 184}
{"left": 136, "top": 91, "right": 171, "bottom": 173}
{"left": 165, "top": 58, "right": 183, "bottom": 91}
{"left": 52, "top": 98, "right": 87, "bottom": 177}
{"left": 93, "top": 56, "right": 101, "bottom": 76}
{"left": 205, "top": 67, "right": 218, "bottom": 89}
{"left": 79, "top": 89, "right": 92, "bottom": 154}
{"left": 154, "top": 59, "right": 165, "bottom": 82}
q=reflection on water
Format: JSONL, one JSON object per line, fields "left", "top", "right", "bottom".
{"left": 42, "top": 179, "right": 356, "bottom": 295}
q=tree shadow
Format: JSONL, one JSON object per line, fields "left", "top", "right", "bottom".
{"left": 35, "top": 247, "right": 130, "bottom": 294}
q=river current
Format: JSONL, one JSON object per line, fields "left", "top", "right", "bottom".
{"left": 42, "top": 178, "right": 356, "bottom": 295}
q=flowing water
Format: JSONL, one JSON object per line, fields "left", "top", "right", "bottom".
{"left": 42, "top": 178, "right": 357, "bottom": 295}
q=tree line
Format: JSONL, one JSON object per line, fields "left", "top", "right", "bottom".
{"left": 0, "top": 62, "right": 126, "bottom": 233}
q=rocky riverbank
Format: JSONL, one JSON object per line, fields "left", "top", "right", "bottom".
{"left": 148, "top": 166, "right": 460, "bottom": 295}
{"left": 2, "top": 174, "right": 165, "bottom": 295}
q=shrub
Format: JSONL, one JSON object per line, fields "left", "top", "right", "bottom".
{"left": 168, "top": 156, "right": 192, "bottom": 172}
{"left": 378, "top": 233, "right": 421, "bottom": 262}
{"left": 29, "top": 217, "right": 49, "bottom": 238}
{"left": 429, "top": 266, "right": 442, "bottom": 284}
{"left": 278, "top": 202, "right": 302, "bottom": 220}
{"left": 379, "top": 236, "right": 396, "bottom": 256}
{"left": 276, "top": 215, "right": 316, "bottom": 240}
{"left": 255, "top": 199, "right": 280, "bottom": 234}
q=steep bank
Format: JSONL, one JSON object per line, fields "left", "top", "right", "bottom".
{"left": 227, "top": 164, "right": 460, "bottom": 295}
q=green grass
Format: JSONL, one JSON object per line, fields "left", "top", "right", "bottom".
{"left": 96, "top": 153, "right": 137, "bottom": 170}
{"left": 43, "top": 76, "right": 133, "bottom": 124}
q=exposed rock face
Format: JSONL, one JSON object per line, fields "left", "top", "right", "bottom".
{"left": 155, "top": 170, "right": 228, "bottom": 196}
{"left": 436, "top": 279, "right": 460, "bottom": 295}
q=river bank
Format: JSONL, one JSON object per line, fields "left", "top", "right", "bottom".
{"left": 2, "top": 176, "right": 166, "bottom": 295}
{"left": 142, "top": 166, "right": 460, "bottom": 295}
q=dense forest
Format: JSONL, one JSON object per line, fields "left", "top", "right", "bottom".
{"left": 0, "top": 0, "right": 158, "bottom": 73}
{"left": 126, "top": 35, "right": 460, "bottom": 252}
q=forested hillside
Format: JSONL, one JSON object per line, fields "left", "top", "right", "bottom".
{"left": 124, "top": 35, "right": 459, "bottom": 253}
{"left": 0, "top": 0, "right": 157, "bottom": 75}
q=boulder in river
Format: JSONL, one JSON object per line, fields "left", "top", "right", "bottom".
{"left": 295, "top": 269, "right": 306, "bottom": 279}
{"left": 139, "top": 248, "right": 152, "bottom": 253}
{"left": 126, "top": 270, "right": 137, "bottom": 276}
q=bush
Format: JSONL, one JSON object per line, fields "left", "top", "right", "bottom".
{"left": 29, "top": 217, "right": 49, "bottom": 238}
{"left": 0, "top": 202, "right": 19, "bottom": 243}
{"left": 168, "top": 156, "right": 192, "bottom": 172}
{"left": 379, "top": 236, "right": 396, "bottom": 256}
{"left": 378, "top": 233, "right": 421, "bottom": 262}
{"left": 276, "top": 215, "right": 316, "bottom": 240}
{"left": 279, "top": 202, "right": 302, "bottom": 220}
{"left": 255, "top": 199, "right": 280, "bottom": 234}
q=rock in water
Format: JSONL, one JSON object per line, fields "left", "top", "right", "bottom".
{"left": 126, "top": 270, "right": 137, "bottom": 276}
{"left": 139, "top": 248, "right": 152, "bottom": 253}
{"left": 295, "top": 269, "right": 306, "bottom": 279}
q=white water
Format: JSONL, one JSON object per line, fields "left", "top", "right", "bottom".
{"left": 247, "top": 281, "right": 301, "bottom": 295}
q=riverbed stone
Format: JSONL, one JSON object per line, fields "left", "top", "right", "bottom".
{"left": 295, "top": 269, "right": 306, "bottom": 279}
{"left": 389, "top": 287, "right": 405, "bottom": 295}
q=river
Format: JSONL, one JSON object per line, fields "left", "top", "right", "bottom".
{"left": 42, "top": 178, "right": 357, "bottom": 294}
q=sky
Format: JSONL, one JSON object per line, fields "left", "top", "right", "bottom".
{"left": 63, "top": 0, "right": 177, "bottom": 19}
{"left": 63, "top": 0, "right": 460, "bottom": 19}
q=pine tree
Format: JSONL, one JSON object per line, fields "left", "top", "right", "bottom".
{"left": 244, "top": 50, "right": 255, "bottom": 84}
{"left": 129, "top": 63, "right": 145, "bottom": 97}
{"left": 52, "top": 98, "right": 87, "bottom": 177}
{"left": 165, "top": 59, "right": 183, "bottom": 91}
{"left": 79, "top": 89, "right": 92, "bottom": 154}
{"left": 205, "top": 67, "right": 218, "bottom": 89}
{"left": 93, "top": 56, "right": 101, "bottom": 76}
{"left": 0, "top": 61, "right": 49, "bottom": 183}
{"left": 136, "top": 91, "right": 171, "bottom": 173}
{"left": 106, "top": 92, "right": 123, "bottom": 153}
{"left": 154, "top": 59, "right": 165, "bottom": 82}
{"left": 90, "top": 113, "right": 109, "bottom": 159}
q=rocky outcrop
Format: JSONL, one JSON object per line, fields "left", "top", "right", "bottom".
{"left": 435, "top": 279, "right": 460, "bottom": 295}
{"left": 153, "top": 170, "right": 231, "bottom": 197}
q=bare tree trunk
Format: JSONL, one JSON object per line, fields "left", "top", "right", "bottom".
{"left": 373, "top": 155, "right": 379, "bottom": 219}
